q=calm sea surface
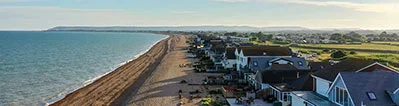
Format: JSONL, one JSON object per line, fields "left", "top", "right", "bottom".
{"left": 0, "top": 31, "right": 167, "bottom": 106}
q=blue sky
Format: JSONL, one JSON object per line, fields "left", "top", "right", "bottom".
{"left": 0, "top": 0, "right": 398, "bottom": 30}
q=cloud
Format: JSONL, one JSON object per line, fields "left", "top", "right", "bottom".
{"left": 212, "top": 0, "right": 399, "bottom": 13}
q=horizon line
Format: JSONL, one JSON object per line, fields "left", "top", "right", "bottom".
{"left": 2, "top": 25, "right": 399, "bottom": 31}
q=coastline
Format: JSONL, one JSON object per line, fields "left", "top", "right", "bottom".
{"left": 48, "top": 34, "right": 171, "bottom": 106}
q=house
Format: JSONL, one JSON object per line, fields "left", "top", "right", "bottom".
{"left": 235, "top": 46, "right": 293, "bottom": 72}
{"left": 208, "top": 43, "right": 226, "bottom": 68}
{"left": 311, "top": 58, "right": 398, "bottom": 97}
{"left": 235, "top": 46, "right": 310, "bottom": 84}
{"left": 222, "top": 47, "right": 236, "bottom": 69}
{"left": 292, "top": 71, "right": 399, "bottom": 106}
{"left": 254, "top": 69, "right": 299, "bottom": 90}
{"left": 228, "top": 36, "right": 250, "bottom": 44}
{"left": 253, "top": 67, "right": 313, "bottom": 106}
{"left": 321, "top": 39, "right": 339, "bottom": 44}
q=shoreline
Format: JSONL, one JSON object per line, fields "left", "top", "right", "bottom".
{"left": 48, "top": 34, "right": 171, "bottom": 106}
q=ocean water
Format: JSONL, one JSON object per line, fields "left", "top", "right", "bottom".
{"left": 0, "top": 31, "right": 168, "bottom": 106}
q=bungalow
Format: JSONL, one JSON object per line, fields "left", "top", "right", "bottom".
{"left": 292, "top": 71, "right": 399, "bottom": 106}
{"left": 311, "top": 58, "right": 398, "bottom": 97}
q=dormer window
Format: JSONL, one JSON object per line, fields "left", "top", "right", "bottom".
{"left": 367, "top": 92, "right": 377, "bottom": 100}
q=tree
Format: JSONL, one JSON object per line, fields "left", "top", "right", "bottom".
{"left": 330, "top": 33, "right": 345, "bottom": 43}
{"left": 344, "top": 31, "right": 364, "bottom": 42}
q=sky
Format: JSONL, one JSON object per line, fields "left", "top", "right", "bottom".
{"left": 0, "top": 0, "right": 399, "bottom": 30}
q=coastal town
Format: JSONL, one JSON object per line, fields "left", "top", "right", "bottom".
{"left": 4, "top": 0, "right": 399, "bottom": 106}
{"left": 169, "top": 33, "right": 399, "bottom": 106}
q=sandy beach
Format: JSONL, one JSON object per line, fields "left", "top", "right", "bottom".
{"left": 51, "top": 35, "right": 216, "bottom": 106}
{"left": 50, "top": 35, "right": 172, "bottom": 106}
{"left": 124, "top": 35, "right": 222, "bottom": 106}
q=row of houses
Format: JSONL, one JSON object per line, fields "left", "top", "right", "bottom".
{"left": 192, "top": 35, "right": 399, "bottom": 106}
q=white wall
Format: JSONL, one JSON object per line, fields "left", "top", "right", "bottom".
{"left": 291, "top": 94, "right": 306, "bottom": 106}
{"left": 222, "top": 59, "right": 236, "bottom": 69}
{"left": 261, "top": 84, "right": 270, "bottom": 89}
{"left": 236, "top": 50, "right": 248, "bottom": 71}
{"left": 315, "top": 77, "right": 330, "bottom": 97}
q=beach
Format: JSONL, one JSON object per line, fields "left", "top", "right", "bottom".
{"left": 124, "top": 35, "right": 222, "bottom": 106}
{"left": 50, "top": 35, "right": 172, "bottom": 106}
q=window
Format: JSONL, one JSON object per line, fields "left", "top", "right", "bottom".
{"left": 335, "top": 87, "right": 350, "bottom": 106}
{"left": 367, "top": 92, "right": 377, "bottom": 100}
{"left": 282, "top": 92, "right": 290, "bottom": 101}
{"left": 253, "top": 61, "right": 258, "bottom": 67}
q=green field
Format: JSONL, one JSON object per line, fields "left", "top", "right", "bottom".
{"left": 371, "top": 41, "right": 399, "bottom": 46}
{"left": 289, "top": 45, "right": 399, "bottom": 69}
{"left": 295, "top": 43, "right": 399, "bottom": 52}
{"left": 372, "top": 41, "right": 399, "bottom": 44}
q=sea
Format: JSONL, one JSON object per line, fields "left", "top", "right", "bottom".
{"left": 0, "top": 31, "right": 168, "bottom": 106}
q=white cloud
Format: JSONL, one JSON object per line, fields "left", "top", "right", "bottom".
{"left": 213, "top": 0, "right": 399, "bottom": 13}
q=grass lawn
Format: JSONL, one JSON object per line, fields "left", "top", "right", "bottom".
{"left": 372, "top": 41, "right": 399, "bottom": 44}
{"left": 297, "top": 43, "right": 399, "bottom": 52}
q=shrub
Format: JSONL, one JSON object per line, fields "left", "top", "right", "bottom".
{"left": 349, "top": 51, "right": 357, "bottom": 54}
{"left": 322, "top": 49, "right": 330, "bottom": 53}
{"left": 331, "top": 50, "right": 347, "bottom": 58}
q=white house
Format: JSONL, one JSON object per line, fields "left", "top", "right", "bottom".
{"left": 222, "top": 47, "right": 236, "bottom": 69}
{"left": 234, "top": 46, "right": 293, "bottom": 83}
{"left": 292, "top": 71, "right": 399, "bottom": 106}
{"left": 235, "top": 46, "right": 293, "bottom": 72}
{"left": 311, "top": 58, "right": 398, "bottom": 97}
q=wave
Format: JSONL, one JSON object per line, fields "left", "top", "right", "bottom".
{"left": 43, "top": 34, "right": 169, "bottom": 106}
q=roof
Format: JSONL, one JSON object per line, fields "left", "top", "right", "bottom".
{"left": 259, "top": 70, "right": 299, "bottom": 84}
{"left": 268, "top": 64, "right": 298, "bottom": 71}
{"left": 225, "top": 47, "right": 236, "bottom": 59}
{"left": 291, "top": 91, "right": 338, "bottom": 106}
{"left": 271, "top": 83, "right": 295, "bottom": 92}
{"left": 238, "top": 46, "right": 292, "bottom": 56}
{"left": 339, "top": 72, "right": 399, "bottom": 106}
{"left": 210, "top": 44, "right": 226, "bottom": 52}
{"left": 308, "top": 61, "right": 332, "bottom": 72}
{"left": 313, "top": 58, "right": 375, "bottom": 81}
{"left": 289, "top": 74, "right": 313, "bottom": 91}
